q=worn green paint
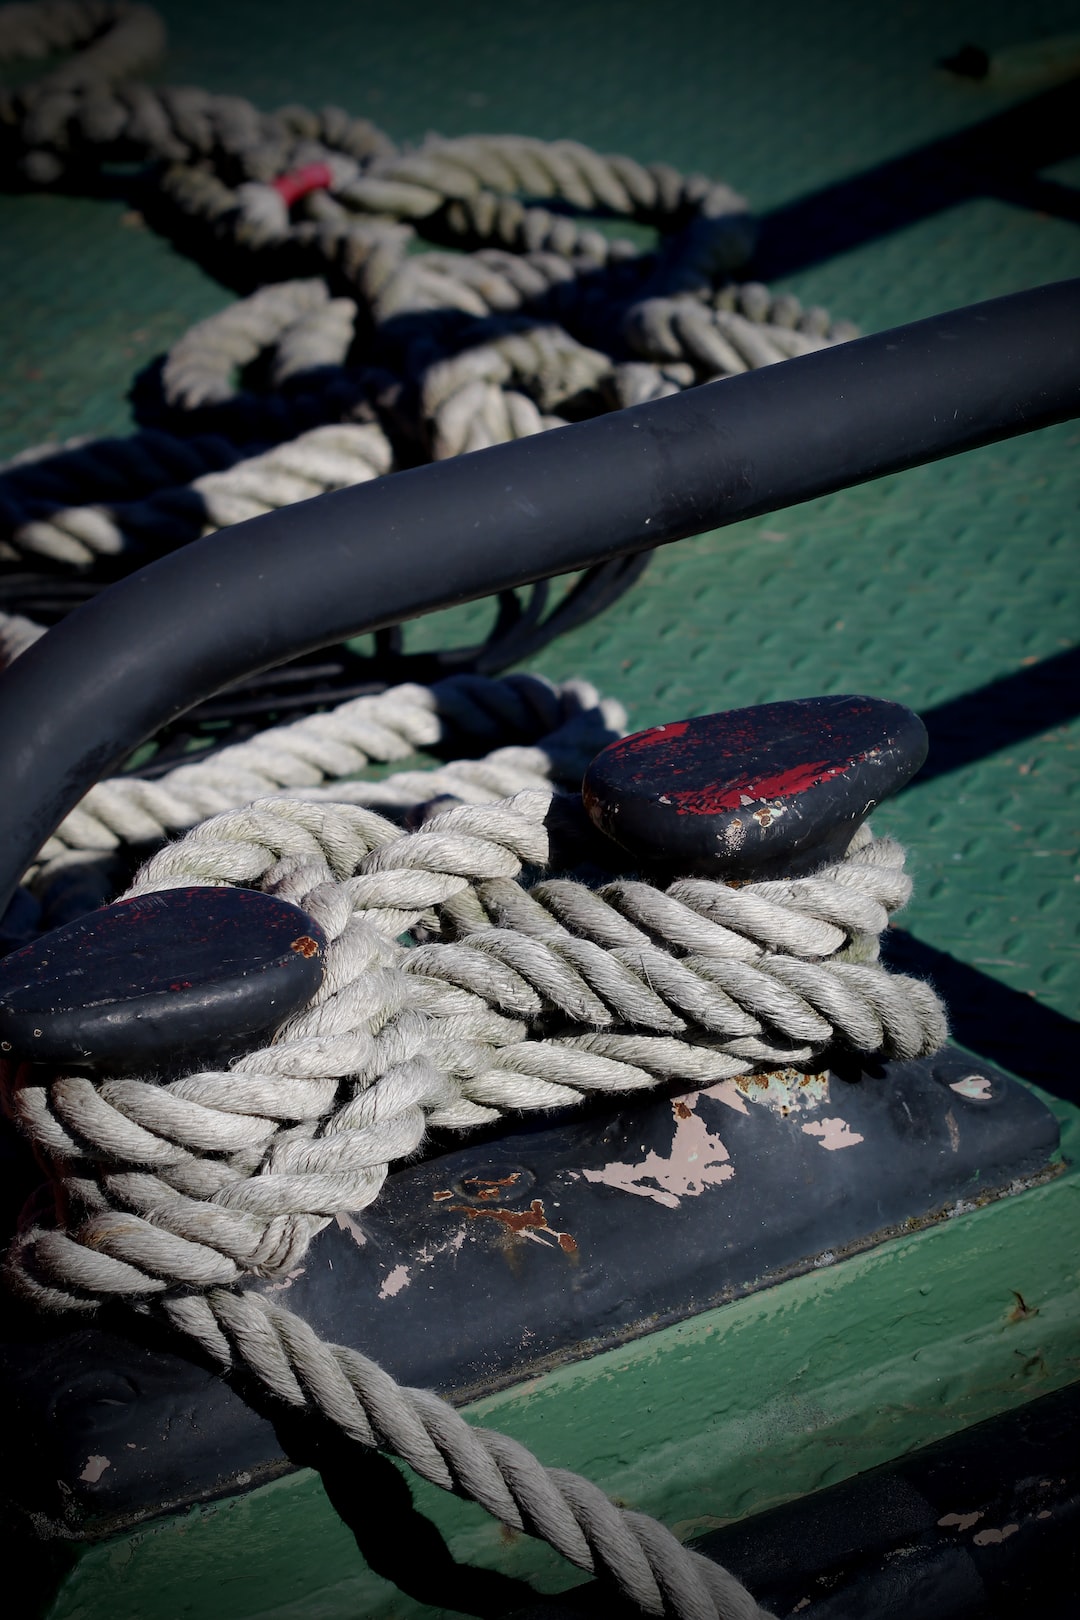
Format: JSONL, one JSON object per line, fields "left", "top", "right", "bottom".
{"left": 42, "top": 1090, "right": 1080, "bottom": 1620}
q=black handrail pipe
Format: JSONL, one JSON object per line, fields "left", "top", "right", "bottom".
{"left": 0, "top": 279, "right": 1077, "bottom": 913}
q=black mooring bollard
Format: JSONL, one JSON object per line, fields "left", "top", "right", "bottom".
{"left": 582, "top": 695, "right": 928, "bottom": 878}
{"left": 0, "top": 887, "right": 327, "bottom": 1070}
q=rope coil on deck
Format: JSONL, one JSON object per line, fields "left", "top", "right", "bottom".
{"left": 0, "top": 0, "right": 858, "bottom": 575}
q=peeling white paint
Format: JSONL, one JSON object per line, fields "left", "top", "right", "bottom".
{"left": 973, "top": 1523, "right": 1019, "bottom": 1546}
{"left": 722, "top": 817, "right": 746, "bottom": 851}
{"left": 513, "top": 1217, "right": 577, "bottom": 1251}
{"left": 79, "top": 1455, "right": 111, "bottom": 1484}
{"left": 751, "top": 802, "right": 785, "bottom": 828}
{"left": 415, "top": 1226, "right": 469, "bottom": 1266}
{"left": 581, "top": 1094, "right": 734, "bottom": 1208}
{"left": 335, "top": 1211, "right": 367, "bottom": 1247}
{"left": 938, "top": 1510, "right": 983, "bottom": 1531}
{"left": 950, "top": 1074, "right": 993, "bottom": 1101}
{"left": 378, "top": 1263, "right": 411, "bottom": 1299}
{"left": 801, "top": 1116, "right": 864, "bottom": 1151}
{"left": 702, "top": 1078, "right": 749, "bottom": 1115}
{"left": 265, "top": 1265, "right": 306, "bottom": 1293}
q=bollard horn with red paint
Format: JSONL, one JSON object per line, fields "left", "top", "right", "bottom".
{"left": 582, "top": 695, "right": 928, "bottom": 879}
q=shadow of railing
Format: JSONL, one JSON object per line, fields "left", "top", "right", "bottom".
{"left": 753, "top": 76, "right": 1080, "bottom": 280}
{"left": 918, "top": 644, "right": 1080, "bottom": 783}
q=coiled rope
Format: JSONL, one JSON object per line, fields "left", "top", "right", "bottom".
{"left": 5, "top": 785, "right": 946, "bottom": 1620}
{"left": 0, "top": 6, "right": 945, "bottom": 1616}
{"left": 1, "top": 0, "right": 856, "bottom": 575}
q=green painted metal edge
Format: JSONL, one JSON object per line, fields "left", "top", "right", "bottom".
{"left": 42, "top": 1080, "right": 1080, "bottom": 1620}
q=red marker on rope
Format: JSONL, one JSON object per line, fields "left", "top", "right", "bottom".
{"left": 272, "top": 162, "right": 335, "bottom": 207}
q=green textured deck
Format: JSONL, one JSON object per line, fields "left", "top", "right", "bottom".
{"left": 2, "top": 1, "right": 1079, "bottom": 1616}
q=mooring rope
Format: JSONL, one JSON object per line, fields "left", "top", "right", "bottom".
{"left": 0, "top": 5, "right": 944, "bottom": 1615}
{"left": 31, "top": 669, "right": 629, "bottom": 862}
{"left": 5, "top": 788, "right": 946, "bottom": 1620}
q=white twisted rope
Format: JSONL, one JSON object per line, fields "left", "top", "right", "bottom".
{"left": 3, "top": 421, "right": 391, "bottom": 567}
{"left": 0, "top": 272, "right": 859, "bottom": 567}
{"left": 0, "top": 0, "right": 165, "bottom": 91}
{"left": 159, "top": 279, "right": 353, "bottom": 410}
{"left": 5, "top": 764, "right": 946, "bottom": 1618}
{"left": 26, "top": 671, "right": 624, "bottom": 867}
{"left": 420, "top": 321, "right": 607, "bottom": 457}
{"left": 0, "top": 607, "right": 45, "bottom": 666}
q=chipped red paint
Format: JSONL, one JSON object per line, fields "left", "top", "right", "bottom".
{"left": 617, "top": 719, "right": 691, "bottom": 753}
{"left": 665, "top": 756, "right": 839, "bottom": 815}
{"left": 581, "top": 696, "right": 926, "bottom": 877}
{"left": 290, "top": 935, "right": 321, "bottom": 959}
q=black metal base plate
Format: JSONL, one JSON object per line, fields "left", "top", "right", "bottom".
{"left": 0, "top": 1045, "right": 1060, "bottom": 1541}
